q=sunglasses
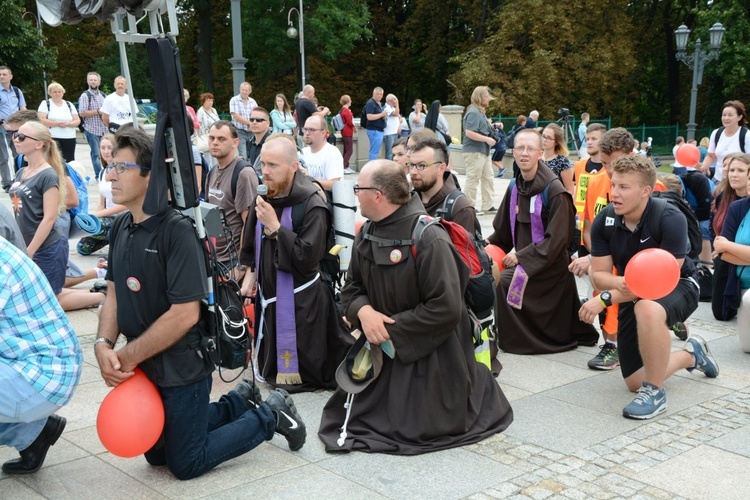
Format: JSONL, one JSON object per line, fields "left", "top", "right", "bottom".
{"left": 248, "top": 118, "right": 267, "bottom": 123}
{"left": 12, "top": 132, "right": 42, "bottom": 142}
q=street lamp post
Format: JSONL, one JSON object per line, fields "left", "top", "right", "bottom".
{"left": 674, "top": 22, "right": 726, "bottom": 141}
{"left": 287, "top": 0, "right": 305, "bottom": 89}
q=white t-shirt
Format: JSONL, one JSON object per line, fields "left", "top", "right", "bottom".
{"left": 37, "top": 100, "right": 78, "bottom": 139}
{"left": 302, "top": 143, "right": 344, "bottom": 181}
{"left": 708, "top": 127, "right": 750, "bottom": 182}
{"left": 672, "top": 145, "right": 684, "bottom": 169}
{"left": 385, "top": 111, "right": 400, "bottom": 135}
{"left": 100, "top": 93, "right": 133, "bottom": 126}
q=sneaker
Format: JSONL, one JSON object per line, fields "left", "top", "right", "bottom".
{"left": 233, "top": 379, "right": 263, "bottom": 410}
{"left": 343, "top": 168, "right": 356, "bottom": 175}
{"left": 622, "top": 382, "right": 667, "bottom": 420}
{"left": 671, "top": 321, "right": 688, "bottom": 341}
{"left": 475, "top": 209, "right": 485, "bottom": 216}
{"left": 587, "top": 342, "right": 620, "bottom": 370}
{"left": 495, "top": 168, "right": 506, "bottom": 178}
{"left": 77, "top": 237, "right": 108, "bottom": 256}
{"left": 264, "top": 389, "right": 306, "bottom": 451}
{"left": 486, "top": 206, "right": 498, "bottom": 213}
{"left": 683, "top": 335, "right": 719, "bottom": 378}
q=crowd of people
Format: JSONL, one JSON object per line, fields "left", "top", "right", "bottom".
{"left": 1, "top": 63, "right": 748, "bottom": 479}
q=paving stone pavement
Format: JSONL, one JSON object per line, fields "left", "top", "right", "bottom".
{"left": 1, "top": 143, "right": 748, "bottom": 499}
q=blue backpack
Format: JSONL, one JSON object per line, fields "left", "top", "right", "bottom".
{"left": 66, "top": 163, "right": 88, "bottom": 217}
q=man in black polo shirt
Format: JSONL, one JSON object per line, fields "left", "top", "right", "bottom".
{"left": 93, "top": 126, "right": 306, "bottom": 480}
{"left": 365, "top": 87, "right": 388, "bottom": 161}
{"left": 583, "top": 154, "right": 719, "bottom": 420}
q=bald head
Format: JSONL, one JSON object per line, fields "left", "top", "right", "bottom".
{"left": 303, "top": 84, "right": 315, "bottom": 97}
{"left": 264, "top": 136, "right": 298, "bottom": 164}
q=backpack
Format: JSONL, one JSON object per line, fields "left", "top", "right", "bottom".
{"left": 203, "top": 158, "right": 259, "bottom": 201}
{"left": 506, "top": 124, "right": 523, "bottom": 149}
{"left": 435, "top": 189, "right": 484, "bottom": 242}
{"left": 359, "top": 102, "right": 369, "bottom": 129}
{"left": 677, "top": 171, "right": 714, "bottom": 211}
{"left": 155, "top": 209, "right": 251, "bottom": 378}
{"left": 491, "top": 128, "right": 507, "bottom": 162}
{"left": 331, "top": 111, "right": 345, "bottom": 131}
{"left": 601, "top": 192, "right": 702, "bottom": 260}
{"left": 713, "top": 125, "right": 748, "bottom": 152}
{"left": 695, "top": 261, "right": 713, "bottom": 302}
{"left": 78, "top": 90, "right": 106, "bottom": 132}
{"left": 66, "top": 163, "right": 88, "bottom": 217}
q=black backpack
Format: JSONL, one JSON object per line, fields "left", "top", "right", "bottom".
{"left": 359, "top": 101, "right": 369, "bottom": 129}
{"left": 713, "top": 125, "right": 748, "bottom": 152}
{"left": 505, "top": 124, "right": 523, "bottom": 149}
{"left": 602, "top": 191, "right": 702, "bottom": 260}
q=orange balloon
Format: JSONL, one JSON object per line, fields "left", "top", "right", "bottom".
{"left": 675, "top": 144, "right": 700, "bottom": 166}
{"left": 485, "top": 244, "right": 506, "bottom": 271}
{"left": 97, "top": 368, "right": 165, "bottom": 458}
{"left": 624, "top": 248, "right": 680, "bottom": 300}
{"left": 355, "top": 220, "right": 364, "bottom": 234}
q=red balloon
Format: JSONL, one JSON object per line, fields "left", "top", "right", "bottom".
{"left": 485, "top": 244, "right": 506, "bottom": 271}
{"left": 244, "top": 303, "right": 255, "bottom": 338}
{"left": 624, "top": 248, "right": 680, "bottom": 300}
{"left": 355, "top": 220, "right": 364, "bottom": 234}
{"left": 675, "top": 144, "right": 700, "bottom": 166}
{"left": 97, "top": 368, "right": 165, "bottom": 458}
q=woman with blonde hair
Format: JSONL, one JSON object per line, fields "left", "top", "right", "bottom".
{"left": 9, "top": 121, "right": 104, "bottom": 310}
{"left": 541, "top": 123, "right": 574, "bottom": 194}
{"left": 37, "top": 82, "right": 80, "bottom": 162}
{"left": 461, "top": 86, "right": 497, "bottom": 214}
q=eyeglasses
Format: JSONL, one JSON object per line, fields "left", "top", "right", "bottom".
{"left": 302, "top": 127, "right": 324, "bottom": 134}
{"left": 541, "top": 135, "right": 555, "bottom": 142}
{"left": 105, "top": 161, "right": 151, "bottom": 174}
{"left": 407, "top": 161, "right": 442, "bottom": 171}
{"left": 515, "top": 146, "right": 539, "bottom": 153}
{"left": 248, "top": 117, "right": 267, "bottom": 123}
{"left": 353, "top": 185, "right": 380, "bottom": 194}
{"left": 12, "top": 132, "right": 41, "bottom": 142}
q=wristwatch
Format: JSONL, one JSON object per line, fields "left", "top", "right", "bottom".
{"left": 94, "top": 337, "right": 115, "bottom": 348}
{"left": 599, "top": 291, "right": 613, "bottom": 308}
{"left": 263, "top": 227, "right": 279, "bottom": 239}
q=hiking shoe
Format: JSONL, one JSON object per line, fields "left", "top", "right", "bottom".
{"left": 77, "top": 237, "right": 108, "bottom": 256}
{"left": 587, "top": 342, "right": 620, "bottom": 370}
{"left": 671, "top": 322, "right": 688, "bottom": 341}
{"left": 683, "top": 335, "right": 719, "bottom": 378}
{"left": 264, "top": 389, "right": 306, "bottom": 451}
{"left": 233, "top": 379, "right": 263, "bottom": 410}
{"left": 622, "top": 382, "right": 667, "bottom": 420}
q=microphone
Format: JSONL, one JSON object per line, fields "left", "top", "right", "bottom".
{"left": 257, "top": 184, "right": 268, "bottom": 201}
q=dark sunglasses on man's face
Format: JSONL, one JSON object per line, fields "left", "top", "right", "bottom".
{"left": 12, "top": 132, "right": 42, "bottom": 142}
{"left": 248, "top": 118, "right": 267, "bottom": 123}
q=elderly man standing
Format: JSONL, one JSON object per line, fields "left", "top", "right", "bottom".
{"left": 229, "top": 82, "right": 258, "bottom": 159}
{"left": 1, "top": 236, "right": 82, "bottom": 474}
{"left": 240, "top": 136, "right": 351, "bottom": 392}
{"left": 318, "top": 160, "right": 512, "bottom": 454}
{"left": 364, "top": 87, "right": 388, "bottom": 161}
{"left": 0, "top": 66, "right": 27, "bottom": 192}
{"left": 78, "top": 72, "right": 108, "bottom": 178}
{"left": 489, "top": 129, "right": 598, "bottom": 354}
{"left": 100, "top": 76, "right": 133, "bottom": 133}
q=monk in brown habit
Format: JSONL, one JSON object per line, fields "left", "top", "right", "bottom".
{"left": 319, "top": 160, "right": 513, "bottom": 454}
{"left": 240, "top": 136, "right": 352, "bottom": 392}
{"left": 489, "top": 129, "right": 598, "bottom": 354}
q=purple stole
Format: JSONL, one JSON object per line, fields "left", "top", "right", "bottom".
{"left": 507, "top": 185, "right": 546, "bottom": 309}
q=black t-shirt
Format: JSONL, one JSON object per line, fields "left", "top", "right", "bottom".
{"left": 295, "top": 97, "right": 318, "bottom": 134}
{"left": 364, "top": 98, "right": 385, "bottom": 131}
{"left": 585, "top": 159, "right": 602, "bottom": 174}
{"left": 106, "top": 210, "right": 212, "bottom": 387}
{"left": 590, "top": 198, "right": 696, "bottom": 278}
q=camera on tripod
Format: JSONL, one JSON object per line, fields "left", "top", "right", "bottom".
{"left": 557, "top": 108, "right": 571, "bottom": 118}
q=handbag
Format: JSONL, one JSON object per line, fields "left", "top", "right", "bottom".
{"left": 192, "top": 132, "right": 210, "bottom": 152}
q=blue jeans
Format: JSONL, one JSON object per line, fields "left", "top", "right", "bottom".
{"left": 237, "top": 129, "right": 251, "bottom": 160}
{"left": 0, "top": 363, "right": 60, "bottom": 451}
{"left": 144, "top": 374, "right": 275, "bottom": 480}
{"left": 366, "top": 129, "right": 384, "bottom": 161}
{"left": 84, "top": 130, "right": 103, "bottom": 179}
{"left": 383, "top": 133, "right": 397, "bottom": 160}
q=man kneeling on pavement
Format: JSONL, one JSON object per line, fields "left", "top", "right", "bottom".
{"left": 582, "top": 154, "right": 718, "bottom": 420}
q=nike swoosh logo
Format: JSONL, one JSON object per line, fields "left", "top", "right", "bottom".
{"left": 654, "top": 397, "right": 665, "bottom": 404}
{"left": 640, "top": 237, "right": 651, "bottom": 243}
{"left": 280, "top": 410, "right": 299, "bottom": 429}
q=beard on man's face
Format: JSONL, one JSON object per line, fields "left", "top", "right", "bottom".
{"left": 265, "top": 172, "right": 293, "bottom": 198}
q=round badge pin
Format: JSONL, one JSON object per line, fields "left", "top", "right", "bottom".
{"left": 126, "top": 277, "right": 141, "bottom": 292}
{"left": 389, "top": 249, "right": 402, "bottom": 263}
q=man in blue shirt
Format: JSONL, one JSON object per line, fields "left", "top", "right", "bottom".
{"left": 0, "top": 66, "right": 27, "bottom": 192}
{"left": 578, "top": 113, "right": 590, "bottom": 158}
{"left": 1, "top": 236, "right": 82, "bottom": 474}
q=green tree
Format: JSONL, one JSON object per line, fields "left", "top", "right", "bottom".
{"left": 452, "top": 0, "right": 638, "bottom": 122}
{"left": 0, "top": 0, "right": 57, "bottom": 105}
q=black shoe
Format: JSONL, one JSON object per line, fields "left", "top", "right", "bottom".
{"left": 264, "top": 389, "right": 306, "bottom": 451}
{"left": 89, "top": 281, "right": 108, "bottom": 294}
{"left": 486, "top": 206, "right": 498, "bottom": 213}
{"left": 233, "top": 379, "right": 263, "bottom": 410}
{"left": 2, "top": 414, "right": 66, "bottom": 474}
{"left": 671, "top": 322, "right": 688, "bottom": 341}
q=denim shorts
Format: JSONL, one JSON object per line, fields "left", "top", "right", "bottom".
{"left": 33, "top": 237, "right": 68, "bottom": 295}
